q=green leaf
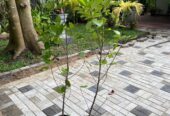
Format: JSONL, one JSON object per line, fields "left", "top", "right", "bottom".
{"left": 92, "top": 19, "right": 104, "bottom": 27}
{"left": 42, "top": 50, "right": 53, "bottom": 64}
{"left": 65, "top": 80, "right": 71, "bottom": 87}
{"left": 61, "top": 67, "right": 69, "bottom": 77}
{"left": 54, "top": 85, "right": 66, "bottom": 94}
{"left": 107, "top": 53, "right": 113, "bottom": 58}
{"left": 100, "top": 59, "right": 107, "bottom": 65}
{"left": 78, "top": 0, "right": 86, "bottom": 6}
{"left": 69, "top": 23, "right": 75, "bottom": 29}
{"left": 114, "top": 30, "right": 121, "bottom": 36}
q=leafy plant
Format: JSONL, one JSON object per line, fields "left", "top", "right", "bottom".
{"left": 146, "top": 0, "right": 156, "bottom": 10}
{"left": 76, "top": 0, "right": 121, "bottom": 115}
{"left": 113, "top": 0, "right": 143, "bottom": 28}
{"left": 0, "top": 1, "right": 8, "bottom": 33}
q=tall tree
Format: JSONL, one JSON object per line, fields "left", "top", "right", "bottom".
{"left": 4, "top": 0, "right": 43, "bottom": 59}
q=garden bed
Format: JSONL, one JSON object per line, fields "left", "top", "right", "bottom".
{"left": 0, "top": 25, "right": 147, "bottom": 85}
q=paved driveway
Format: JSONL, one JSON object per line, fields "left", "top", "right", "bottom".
{"left": 0, "top": 29, "right": 170, "bottom": 116}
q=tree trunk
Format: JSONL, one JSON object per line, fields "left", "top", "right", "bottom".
{"left": 5, "top": 0, "right": 26, "bottom": 59}
{"left": 16, "top": 0, "right": 42, "bottom": 54}
{"left": 4, "top": 0, "right": 44, "bottom": 59}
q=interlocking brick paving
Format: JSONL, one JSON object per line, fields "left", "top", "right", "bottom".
{"left": 119, "top": 70, "right": 133, "bottom": 77}
{"left": 18, "top": 85, "right": 34, "bottom": 93}
{"left": 142, "top": 59, "right": 154, "bottom": 65}
{"left": 0, "top": 29, "right": 170, "bottom": 116}
{"left": 88, "top": 85, "right": 104, "bottom": 93}
{"left": 124, "top": 85, "right": 140, "bottom": 94}
{"left": 117, "top": 60, "right": 127, "bottom": 65}
{"left": 130, "top": 106, "right": 152, "bottom": 116}
{"left": 151, "top": 70, "right": 165, "bottom": 77}
{"left": 42, "top": 104, "right": 61, "bottom": 116}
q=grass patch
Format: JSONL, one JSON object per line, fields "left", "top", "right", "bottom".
{"left": 0, "top": 24, "right": 145, "bottom": 72}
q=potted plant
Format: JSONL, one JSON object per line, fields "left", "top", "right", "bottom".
{"left": 113, "top": 0, "right": 143, "bottom": 29}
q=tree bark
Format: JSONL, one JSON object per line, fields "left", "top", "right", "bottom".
{"left": 5, "top": 0, "right": 26, "bottom": 59}
{"left": 16, "top": 0, "right": 42, "bottom": 54}
{"left": 4, "top": 0, "right": 44, "bottom": 59}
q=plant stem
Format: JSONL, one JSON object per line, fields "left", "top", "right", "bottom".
{"left": 62, "top": 8, "right": 69, "bottom": 116}
{"left": 88, "top": 40, "right": 104, "bottom": 116}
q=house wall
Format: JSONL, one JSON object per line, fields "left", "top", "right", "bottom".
{"left": 156, "top": 0, "right": 169, "bottom": 14}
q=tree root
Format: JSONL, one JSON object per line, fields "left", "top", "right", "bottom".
{"left": 13, "top": 48, "right": 25, "bottom": 59}
{"left": 2, "top": 45, "right": 25, "bottom": 59}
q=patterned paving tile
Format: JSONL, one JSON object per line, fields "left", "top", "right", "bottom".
{"left": 91, "top": 61, "right": 99, "bottom": 65}
{"left": 161, "top": 84, "right": 170, "bottom": 93}
{"left": 133, "top": 46, "right": 141, "bottom": 49}
{"left": 117, "top": 60, "right": 127, "bottom": 65}
{"left": 142, "top": 59, "right": 154, "bottom": 65}
{"left": 89, "top": 71, "right": 104, "bottom": 78}
{"left": 88, "top": 85, "right": 104, "bottom": 93}
{"left": 86, "top": 104, "right": 106, "bottom": 116}
{"left": 18, "top": 85, "right": 34, "bottom": 93}
{"left": 119, "top": 70, "right": 132, "bottom": 77}
{"left": 151, "top": 70, "right": 165, "bottom": 77}
{"left": 0, "top": 105, "right": 23, "bottom": 116}
{"left": 138, "top": 51, "right": 146, "bottom": 55}
{"left": 131, "top": 106, "right": 152, "bottom": 116}
{"left": 42, "top": 104, "right": 61, "bottom": 116}
{"left": 0, "top": 93, "right": 12, "bottom": 106}
{"left": 148, "top": 40, "right": 155, "bottom": 42}
{"left": 162, "top": 52, "right": 170, "bottom": 55}
{"left": 124, "top": 85, "right": 140, "bottom": 93}
{"left": 161, "top": 81, "right": 170, "bottom": 85}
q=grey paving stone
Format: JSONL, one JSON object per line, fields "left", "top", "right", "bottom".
{"left": 18, "top": 85, "right": 34, "bottom": 93}
{"left": 102, "top": 112, "right": 114, "bottom": 116}
{"left": 133, "top": 46, "right": 141, "bottom": 49}
{"left": 162, "top": 52, "right": 170, "bottom": 55}
{"left": 86, "top": 109, "right": 100, "bottom": 116}
{"left": 162, "top": 113, "right": 170, "bottom": 116}
{"left": 128, "top": 40, "right": 136, "bottom": 46}
{"left": 91, "top": 61, "right": 99, "bottom": 65}
{"left": 0, "top": 105, "right": 23, "bottom": 116}
{"left": 93, "top": 104, "right": 106, "bottom": 114}
{"left": 138, "top": 51, "right": 146, "bottom": 55}
{"left": 151, "top": 70, "right": 165, "bottom": 77}
{"left": 119, "top": 70, "right": 132, "bottom": 77}
{"left": 148, "top": 40, "right": 155, "bottom": 42}
{"left": 130, "top": 106, "right": 152, "bottom": 116}
{"left": 89, "top": 71, "right": 104, "bottom": 78}
{"left": 88, "top": 85, "right": 104, "bottom": 93}
{"left": 137, "top": 38, "right": 148, "bottom": 42}
{"left": 124, "top": 85, "right": 140, "bottom": 93}
{"left": 161, "top": 84, "right": 170, "bottom": 93}
{"left": 30, "top": 96, "right": 41, "bottom": 103}
{"left": 0, "top": 93, "right": 12, "bottom": 106}
{"left": 162, "top": 81, "right": 170, "bottom": 85}
{"left": 86, "top": 104, "right": 106, "bottom": 116}
{"left": 42, "top": 104, "right": 61, "bottom": 116}
{"left": 117, "top": 60, "right": 127, "bottom": 65}
{"left": 0, "top": 101, "right": 14, "bottom": 110}
{"left": 142, "top": 59, "right": 154, "bottom": 65}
